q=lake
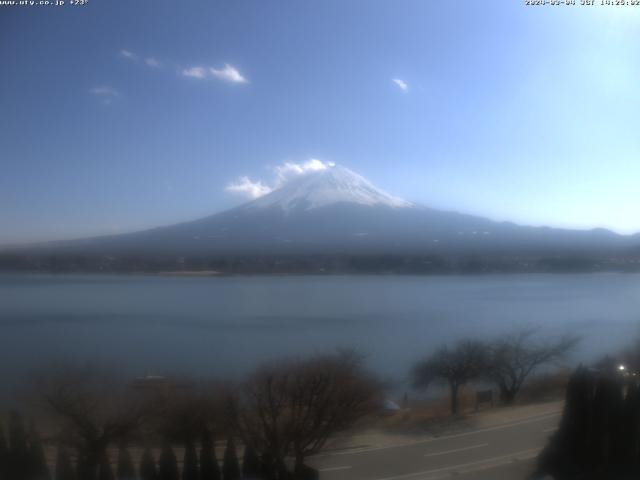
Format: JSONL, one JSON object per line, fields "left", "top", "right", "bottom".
{"left": 1, "top": 272, "right": 639, "bottom": 395}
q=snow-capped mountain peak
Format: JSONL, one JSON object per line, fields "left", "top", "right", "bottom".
{"left": 245, "top": 164, "right": 413, "bottom": 212}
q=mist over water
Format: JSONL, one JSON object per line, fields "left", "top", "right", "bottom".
{"left": 1, "top": 272, "right": 638, "bottom": 399}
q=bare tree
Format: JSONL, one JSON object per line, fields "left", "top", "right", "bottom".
{"left": 36, "top": 366, "right": 154, "bottom": 480}
{"left": 485, "top": 328, "right": 579, "bottom": 404}
{"left": 233, "top": 350, "right": 381, "bottom": 478}
{"left": 412, "top": 340, "right": 487, "bottom": 415}
{"left": 151, "top": 379, "right": 228, "bottom": 443}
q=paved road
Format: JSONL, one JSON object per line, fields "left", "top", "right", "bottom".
{"left": 309, "top": 411, "right": 560, "bottom": 480}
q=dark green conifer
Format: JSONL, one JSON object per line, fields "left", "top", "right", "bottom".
{"left": 54, "top": 446, "right": 76, "bottom": 480}
{"left": 8, "top": 411, "right": 30, "bottom": 480}
{"left": 157, "top": 443, "right": 179, "bottom": 480}
{"left": 536, "top": 366, "right": 595, "bottom": 479}
{"left": 561, "top": 367, "right": 594, "bottom": 466}
{"left": 0, "top": 424, "right": 8, "bottom": 479}
{"left": 98, "top": 451, "right": 115, "bottom": 480}
{"left": 28, "top": 424, "right": 51, "bottom": 480}
{"left": 631, "top": 382, "right": 640, "bottom": 475}
{"left": 222, "top": 438, "right": 240, "bottom": 480}
{"left": 242, "top": 444, "right": 261, "bottom": 479}
{"left": 612, "top": 382, "right": 640, "bottom": 474}
{"left": 76, "top": 451, "right": 99, "bottom": 480}
{"left": 116, "top": 446, "right": 136, "bottom": 480}
{"left": 199, "top": 430, "right": 220, "bottom": 480}
{"left": 139, "top": 447, "right": 157, "bottom": 480}
{"left": 260, "top": 452, "right": 276, "bottom": 480}
{"left": 588, "top": 374, "right": 621, "bottom": 472}
{"left": 182, "top": 439, "right": 198, "bottom": 480}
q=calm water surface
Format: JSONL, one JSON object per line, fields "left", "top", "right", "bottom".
{"left": 1, "top": 273, "right": 639, "bottom": 392}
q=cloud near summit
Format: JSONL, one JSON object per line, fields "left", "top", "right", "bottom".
{"left": 225, "top": 176, "right": 273, "bottom": 199}
{"left": 274, "top": 159, "right": 334, "bottom": 183}
{"left": 225, "top": 159, "right": 335, "bottom": 200}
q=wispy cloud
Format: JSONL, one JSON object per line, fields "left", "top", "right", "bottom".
{"left": 119, "top": 49, "right": 137, "bottom": 60}
{"left": 118, "top": 50, "right": 248, "bottom": 85}
{"left": 182, "top": 63, "right": 248, "bottom": 84}
{"left": 182, "top": 66, "right": 207, "bottom": 79}
{"left": 225, "top": 159, "right": 335, "bottom": 200}
{"left": 210, "top": 64, "right": 248, "bottom": 84}
{"left": 145, "top": 57, "right": 161, "bottom": 68}
{"left": 90, "top": 85, "right": 119, "bottom": 97}
{"left": 225, "top": 176, "right": 273, "bottom": 199}
{"left": 120, "top": 49, "right": 163, "bottom": 69}
{"left": 89, "top": 85, "right": 119, "bottom": 105}
{"left": 392, "top": 78, "right": 408, "bottom": 92}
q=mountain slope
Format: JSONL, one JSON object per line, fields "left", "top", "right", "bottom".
{"left": 7, "top": 164, "right": 639, "bottom": 258}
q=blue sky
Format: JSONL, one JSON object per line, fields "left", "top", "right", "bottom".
{"left": 2, "top": 1, "right": 640, "bottom": 244}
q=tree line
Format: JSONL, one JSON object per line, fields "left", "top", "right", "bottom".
{"left": 412, "top": 328, "right": 578, "bottom": 415}
{"left": 0, "top": 412, "right": 255, "bottom": 480}
{"left": 0, "top": 350, "right": 380, "bottom": 480}
{"left": 2, "top": 252, "right": 635, "bottom": 275}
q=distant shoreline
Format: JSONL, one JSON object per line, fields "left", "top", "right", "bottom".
{"left": 2, "top": 251, "right": 640, "bottom": 276}
{"left": 155, "top": 270, "right": 223, "bottom": 277}
{"left": 3, "top": 266, "right": 640, "bottom": 276}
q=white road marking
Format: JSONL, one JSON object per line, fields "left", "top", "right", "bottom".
{"left": 424, "top": 443, "right": 488, "bottom": 458}
{"left": 318, "top": 465, "right": 352, "bottom": 472}
{"left": 375, "top": 447, "right": 541, "bottom": 480}
{"left": 316, "top": 411, "right": 560, "bottom": 457}
{"left": 432, "top": 412, "right": 560, "bottom": 441}
{"left": 543, "top": 427, "right": 556, "bottom": 433}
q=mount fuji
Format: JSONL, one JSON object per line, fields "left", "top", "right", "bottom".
{"left": 7, "top": 164, "right": 640, "bottom": 262}
{"left": 248, "top": 164, "right": 413, "bottom": 212}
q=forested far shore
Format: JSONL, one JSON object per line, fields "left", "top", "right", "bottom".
{"left": 2, "top": 252, "right": 640, "bottom": 275}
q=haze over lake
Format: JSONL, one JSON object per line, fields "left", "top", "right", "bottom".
{"left": 1, "top": 273, "right": 639, "bottom": 393}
